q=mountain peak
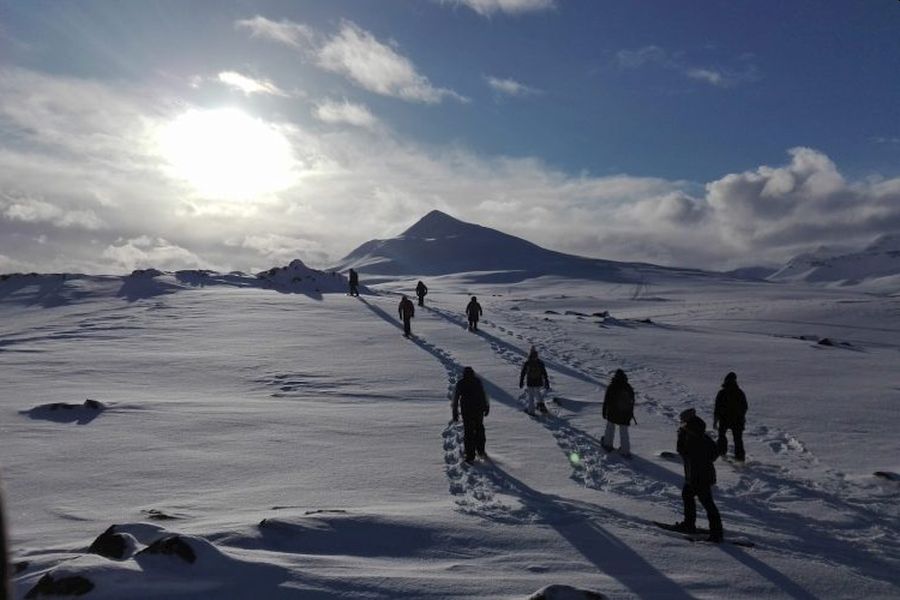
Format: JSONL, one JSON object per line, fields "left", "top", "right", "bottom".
{"left": 401, "top": 210, "right": 470, "bottom": 239}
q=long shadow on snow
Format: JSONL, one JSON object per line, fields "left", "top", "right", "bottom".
{"left": 717, "top": 544, "right": 820, "bottom": 600}
{"left": 425, "top": 305, "right": 603, "bottom": 387}
{"left": 482, "top": 463, "right": 695, "bottom": 599}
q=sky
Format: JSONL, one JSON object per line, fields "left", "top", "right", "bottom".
{"left": 0, "top": 0, "right": 898, "bottom": 274}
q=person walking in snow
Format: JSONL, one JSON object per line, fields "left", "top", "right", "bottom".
{"left": 398, "top": 294, "right": 415, "bottom": 337}
{"left": 452, "top": 366, "right": 490, "bottom": 463}
{"left": 348, "top": 268, "right": 359, "bottom": 297}
{"left": 415, "top": 280, "right": 428, "bottom": 307}
{"left": 714, "top": 371, "right": 748, "bottom": 462}
{"left": 519, "top": 346, "right": 550, "bottom": 415}
{"left": 465, "top": 296, "right": 483, "bottom": 331}
{"left": 671, "top": 408, "right": 723, "bottom": 542}
{"left": 601, "top": 369, "right": 636, "bottom": 457}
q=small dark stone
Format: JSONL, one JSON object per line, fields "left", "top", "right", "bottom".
{"left": 544, "top": 310, "right": 559, "bottom": 315}
{"left": 88, "top": 525, "right": 128, "bottom": 559}
{"left": 818, "top": 338, "right": 834, "bottom": 346}
{"left": 143, "top": 509, "right": 178, "bottom": 521}
{"left": 25, "top": 573, "right": 94, "bottom": 598}
{"left": 591, "top": 311, "right": 609, "bottom": 318}
{"left": 14, "top": 560, "right": 30, "bottom": 574}
{"left": 83, "top": 399, "right": 104, "bottom": 410}
{"left": 137, "top": 535, "right": 196, "bottom": 564}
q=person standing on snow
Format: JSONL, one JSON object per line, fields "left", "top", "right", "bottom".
{"left": 452, "top": 366, "right": 490, "bottom": 463}
{"left": 714, "top": 371, "right": 748, "bottom": 462}
{"left": 398, "top": 295, "right": 415, "bottom": 337}
{"left": 670, "top": 408, "right": 723, "bottom": 542}
{"left": 465, "top": 296, "right": 483, "bottom": 331}
{"left": 600, "top": 369, "right": 636, "bottom": 457}
{"left": 519, "top": 346, "right": 550, "bottom": 415}
{"left": 415, "top": 280, "right": 428, "bottom": 307}
{"left": 348, "top": 268, "right": 359, "bottom": 297}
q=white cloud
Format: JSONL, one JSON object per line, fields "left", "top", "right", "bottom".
{"left": 238, "top": 17, "right": 465, "bottom": 104}
{"left": 235, "top": 16, "right": 316, "bottom": 50}
{"left": 485, "top": 75, "right": 540, "bottom": 97}
{"left": 102, "top": 236, "right": 210, "bottom": 272}
{"left": 617, "top": 45, "right": 760, "bottom": 88}
{"left": 217, "top": 71, "right": 287, "bottom": 96}
{"left": 441, "top": 0, "right": 556, "bottom": 16}
{"left": 314, "top": 99, "right": 379, "bottom": 130}
{"left": 1, "top": 194, "right": 104, "bottom": 230}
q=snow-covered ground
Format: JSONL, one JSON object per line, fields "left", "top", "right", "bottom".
{"left": 2, "top": 271, "right": 898, "bottom": 598}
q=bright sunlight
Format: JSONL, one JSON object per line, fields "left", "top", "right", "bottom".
{"left": 158, "top": 108, "right": 296, "bottom": 199}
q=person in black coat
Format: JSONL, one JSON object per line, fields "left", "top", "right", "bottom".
{"left": 519, "top": 346, "right": 550, "bottom": 415}
{"left": 601, "top": 369, "right": 636, "bottom": 457}
{"left": 348, "top": 268, "right": 359, "bottom": 297}
{"left": 398, "top": 295, "right": 415, "bottom": 337}
{"left": 465, "top": 296, "right": 483, "bottom": 331}
{"left": 714, "top": 372, "right": 748, "bottom": 461}
{"left": 452, "top": 367, "right": 490, "bottom": 463}
{"left": 415, "top": 281, "right": 428, "bottom": 307}
{"left": 673, "top": 408, "right": 723, "bottom": 542}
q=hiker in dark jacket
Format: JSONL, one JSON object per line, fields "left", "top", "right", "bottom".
{"left": 714, "top": 371, "right": 748, "bottom": 461}
{"left": 398, "top": 295, "right": 415, "bottom": 337}
{"left": 348, "top": 268, "right": 359, "bottom": 297}
{"left": 451, "top": 366, "right": 490, "bottom": 463}
{"left": 465, "top": 296, "right": 483, "bottom": 331}
{"left": 519, "top": 346, "right": 550, "bottom": 415}
{"left": 415, "top": 281, "right": 428, "bottom": 307}
{"left": 601, "top": 369, "right": 636, "bottom": 457}
{"left": 671, "top": 408, "right": 723, "bottom": 542}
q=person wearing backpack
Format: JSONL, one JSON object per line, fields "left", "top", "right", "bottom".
{"left": 398, "top": 295, "right": 415, "bottom": 337}
{"left": 465, "top": 296, "right": 483, "bottom": 331}
{"left": 669, "top": 408, "right": 723, "bottom": 542}
{"left": 452, "top": 366, "right": 490, "bottom": 463}
{"left": 714, "top": 371, "right": 748, "bottom": 461}
{"left": 415, "top": 280, "right": 428, "bottom": 307}
{"left": 519, "top": 346, "right": 550, "bottom": 415}
{"left": 600, "top": 369, "right": 635, "bottom": 457}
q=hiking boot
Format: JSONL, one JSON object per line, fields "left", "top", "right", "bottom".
{"left": 707, "top": 532, "right": 723, "bottom": 543}
{"left": 672, "top": 522, "right": 697, "bottom": 534}
{"left": 537, "top": 403, "right": 548, "bottom": 413}
{"left": 600, "top": 440, "right": 614, "bottom": 452}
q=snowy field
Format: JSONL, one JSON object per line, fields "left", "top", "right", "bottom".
{"left": 2, "top": 272, "right": 899, "bottom": 599}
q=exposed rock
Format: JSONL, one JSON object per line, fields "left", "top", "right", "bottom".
{"left": 88, "top": 525, "right": 130, "bottom": 560}
{"left": 25, "top": 573, "right": 94, "bottom": 598}
{"left": 527, "top": 584, "right": 608, "bottom": 599}
{"left": 142, "top": 509, "right": 179, "bottom": 521}
{"left": 14, "top": 560, "right": 29, "bottom": 574}
{"left": 818, "top": 337, "right": 834, "bottom": 346}
{"left": 137, "top": 535, "right": 196, "bottom": 564}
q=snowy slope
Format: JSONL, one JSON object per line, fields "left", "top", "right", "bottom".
{"left": 2, "top": 271, "right": 899, "bottom": 598}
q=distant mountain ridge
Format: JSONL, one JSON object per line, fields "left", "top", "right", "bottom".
{"left": 770, "top": 234, "right": 900, "bottom": 288}
{"left": 332, "top": 210, "right": 712, "bottom": 283}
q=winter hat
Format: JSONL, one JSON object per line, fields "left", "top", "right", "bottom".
{"left": 679, "top": 408, "right": 696, "bottom": 423}
{"left": 613, "top": 368, "right": 627, "bottom": 382}
{"left": 686, "top": 415, "right": 707, "bottom": 434}
{"left": 724, "top": 372, "right": 737, "bottom": 384}
{"left": 462, "top": 366, "right": 475, "bottom": 379}
{"left": 528, "top": 346, "right": 538, "bottom": 358}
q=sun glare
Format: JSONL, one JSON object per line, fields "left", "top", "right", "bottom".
{"left": 158, "top": 108, "right": 296, "bottom": 199}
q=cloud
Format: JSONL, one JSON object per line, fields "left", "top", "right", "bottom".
{"left": 440, "top": 0, "right": 556, "bottom": 16}
{"left": 484, "top": 75, "right": 540, "bottom": 97}
{"left": 217, "top": 71, "right": 288, "bottom": 96}
{"left": 235, "top": 16, "right": 316, "bottom": 50}
{"left": 871, "top": 136, "right": 900, "bottom": 145}
{"left": 238, "top": 17, "right": 465, "bottom": 104}
{"left": 617, "top": 45, "right": 760, "bottom": 88}
{"left": 102, "top": 236, "right": 211, "bottom": 272}
{"left": 314, "top": 99, "right": 379, "bottom": 130}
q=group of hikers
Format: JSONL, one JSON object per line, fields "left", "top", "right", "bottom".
{"left": 350, "top": 271, "right": 750, "bottom": 543}
{"left": 453, "top": 357, "right": 748, "bottom": 543}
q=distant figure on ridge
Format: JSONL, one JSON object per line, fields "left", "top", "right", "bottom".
{"left": 466, "top": 296, "right": 483, "bottom": 331}
{"left": 398, "top": 294, "right": 415, "bottom": 337}
{"left": 416, "top": 280, "right": 428, "bottom": 307}
{"left": 714, "top": 371, "right": 748, "bottom": 462}
{"left": 600, "top": 369, "right": 636, "bottom": 457}
{"left": 668, "top": 408, "right": 723, "bottom": 542}
{"left": 452, "top": 366, "right": 490, "bottom": 463}
{"left": 519, "top": 346, "right": 550, "bottom": 415}
{"left": 348, "top": 268, "right": 359, "bottom": 297}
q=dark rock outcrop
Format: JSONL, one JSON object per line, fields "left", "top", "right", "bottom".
{"left": 136, "top": 535, "right": 196, "bottom": 564}
{"left": 25, "top": 574, "right": 94, "bottom": 598}
{"left": 88, "top": 525, "right": 129, "bottom": 560}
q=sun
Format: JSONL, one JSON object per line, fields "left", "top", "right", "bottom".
{"left": 157, "top": 108, "right": 296, "bottom": 199}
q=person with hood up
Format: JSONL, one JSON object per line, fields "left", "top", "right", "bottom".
{"left": 519, "top": 346, "right": 550, "bottom": 415}
{"left": 347, "top": 268, "right": 359, "bottom": 297}
{"left": 714, "top": 371, "right": 748, "bottom": 461}
{"left": 600, "top": 369, "right": 636, "bottom": 457}
{"left": 398, "top": 295, "right": 415, "bottom": 337}
{"left": 670, "top": 408, "right": 723, "bottom": 542}
{"left": 465, "top": 296, "right": 483, "bottom": 331}
{"left": 451, "top": 366, "right": 490, "bottom": 463}
{"left": 415, "top": 280, "right": 428, "bottom": 307}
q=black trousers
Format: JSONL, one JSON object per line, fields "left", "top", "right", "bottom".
{"left": 682, "top": 483, "right": 722, "bottom": 534}
{"left": 417, "top": 295, "right": 425, "bottom": 306}
{"left": 468, "top": 318, "right": 478, "bottom": 331}
{"left": 402, "top": 316, "right": 411, "bottom": 335}
{"left": 463, "top": 417, "right": 486, "bottom": 460}
{"left": 717, "top": 424, "right": 745, "bottom": 460}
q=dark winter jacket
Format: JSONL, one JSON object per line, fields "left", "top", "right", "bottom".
{"left": 677, "top": 416, "right": 718, "bottom": 488}
{"left": 348, "top": 270, "right": 359, "bottom": 285}
{"left": 519, "top": 358, "right": 550, "bottom": 388}
{"left": 398, "top": 298, "right": 415, "bottom": 319}
{"left": 714, "top": 382, "right": 748, "bottom": 429}
{"left": 416, "top": 282, "right": 428, "bottom": 298}
{"left": 466, "top": 300, "right": 482, "bottom": 320}
{"left": 602, "top": 378, "right": 635, "bottom": 426}
{"left": 452, "top": 375, "right": 489, "bottom": 421}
